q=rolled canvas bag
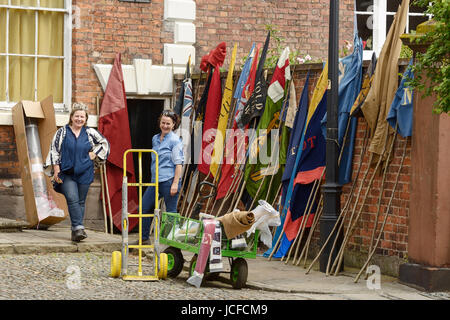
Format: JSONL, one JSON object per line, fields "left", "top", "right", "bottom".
{"left": 217, "top": 210, "right": 255, "bottom": 239}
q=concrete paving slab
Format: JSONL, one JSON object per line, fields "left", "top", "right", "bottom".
{"left": 0, "top": 225, "right": 447, "bottom": 300}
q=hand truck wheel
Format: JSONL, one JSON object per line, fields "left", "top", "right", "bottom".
{"left": 158, "top": 252, "right": 168, "bottom": 280}
{"left": 110, "top": 251, "right": 122, "bottom": 278}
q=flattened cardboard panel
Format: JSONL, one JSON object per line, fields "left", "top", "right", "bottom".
{"left": 39, "top": 95, "right": 58, "bottom": 151}
{"left": 12, "top": 102, "right": 39, "bottom": 227}
{"left": 12, "top": 99, "right": 68, "bottom": 227}
{"left": 22, "top": 101, "right": 45, "bottom": 119}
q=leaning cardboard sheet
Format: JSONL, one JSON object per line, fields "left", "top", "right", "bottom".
{"left": 12, "top": 96, "right": 68, "bottom": 228}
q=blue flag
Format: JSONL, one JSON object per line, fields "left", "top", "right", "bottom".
{"left": 272, "top": 93, "right": 327, "bottom": 258}
{"left": 233, "top": 43, "right": 256, "bottom": 117}
{"left": 321, "top": 34, "right": 363, "bottom": 185}
{"left": 263, "top": 73, "right": 310, "bottom": 258}
{"left": 263, "top": 61, "right": 328, "bottom": 258}
{"left": 387, "top": 59, "right": 414, "bottom": 138}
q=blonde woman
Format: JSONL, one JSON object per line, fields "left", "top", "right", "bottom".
{"left": 45, "top": 103, "right": 110, "bottom": 242}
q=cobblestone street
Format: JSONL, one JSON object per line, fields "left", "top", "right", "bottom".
{"left": 0, "top": 252, "right": 309, "bottom": 300}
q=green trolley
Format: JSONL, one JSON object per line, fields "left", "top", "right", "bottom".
{"left": 160, "top": 211, "right": 260, "bottom": 289}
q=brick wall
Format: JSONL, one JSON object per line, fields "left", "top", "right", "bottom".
{"left": 0, "top": 126, "right": 19, "bottom": 179}
{"left": 71, "top": 0, "right": 355, "bottom": 113}
{"left": 72, "top": 0, "right": 166, "bottom": 113}
{"left": 195, "top": 0, "right": 355, "bottom": 67}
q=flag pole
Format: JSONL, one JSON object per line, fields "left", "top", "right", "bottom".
{"left": 180, "top": 70, "right": 203, "bottom": 216}
{"left": 96, "top": 95, "right": 108, "bottom": 234}
{"left": 325, "top": 122, "right": 370, "bottom": 274}
{"left": 355, "top": 133, "right": 407, "bottom": 283}
{"left": 330, "top": 133, "right": 392, "bottom": 276}
{"left": 283, "top": 178, "right": 320, "bottom": 263}
{"left": 288, "top": 168, "right": 325, "bottom": 265}
{"left": 319, "top": 0, "right": 342, "bottom": 273}
{"left": 297, "top": 195, "right": 324, "bottom": 267}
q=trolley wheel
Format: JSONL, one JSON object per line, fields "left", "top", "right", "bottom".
{"left": 189, "top": 254, "right": 208, "bottom": 287}
{"left": 163, "top": 247, "right": 184, "bottom": 278}
{"left": 158, "top": 252, "right": 168, "bottom": 280}
{"left": 230, "top": 258, "right": 248, "bottom": 289}
{"left": 188, "top": 254, "right": 198, "bottom": 278}
{"left": 110, "top": 251, "right": 122, "bottom": 278}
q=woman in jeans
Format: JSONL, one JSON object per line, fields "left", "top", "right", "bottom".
{"left": 45, "top": 103, "right": 110, "bottom": 242}
{"left": 140, "top": 110, "right": 184, "bottom": 245}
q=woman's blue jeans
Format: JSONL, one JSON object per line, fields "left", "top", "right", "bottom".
{"left": 141, "top": 178, "right": 180, "bottom": 241}
{"left": 60, "top": 174, "right": 90, "bottom": 231}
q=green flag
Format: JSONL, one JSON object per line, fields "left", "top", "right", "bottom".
{"left": 244, "top": 47, "right": 291, "bottom": 205}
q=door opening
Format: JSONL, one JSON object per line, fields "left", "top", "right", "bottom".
{"left": 127, "top": 99, "right": 165, "bottom": 189}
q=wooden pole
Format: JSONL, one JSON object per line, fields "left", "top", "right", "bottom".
{"left": 102, "top": 164, "right": 113, "bottom": 234}
{"left": 354, "top": 135, "right": 407, "bottom": 283}
{"left": 290, "top": 168, "right": 325, "bottom": 264}
{"left": 297, "top": 195, "right": 324, "bottom": 267}
{"left": 331, "top": 130, "right": 396, "bottom": 276}
{"left": 283, "top": 178, "right": 319, "bottom": 263}
{"left": 368, "top": 126, "right": 398, "bottom": 254}
{"left": 306, "top": 126, "right": 370, "bottom": 274}
{"left": 324, "top": 120, "right": 369, "bottom": 274}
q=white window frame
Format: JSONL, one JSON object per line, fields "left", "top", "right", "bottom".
{"left": 0, "top": 0, "right": 72, "bottom": 112}
{"left": 356, "top": 0, "right": 432, "bottom": 60}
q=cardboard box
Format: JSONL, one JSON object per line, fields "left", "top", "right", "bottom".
{"left": 12, "top": 95, "right": 68, "bottom": 228}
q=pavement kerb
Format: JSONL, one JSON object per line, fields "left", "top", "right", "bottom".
{"left": 0, "top": 242, "right": 122, "bottom": 254}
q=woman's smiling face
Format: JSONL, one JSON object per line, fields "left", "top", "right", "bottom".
{"left": 71, "top": 110, "right": 87, "bottom": 129}
{"left": 160, "top": 115, "right": 175, "bottom": 135}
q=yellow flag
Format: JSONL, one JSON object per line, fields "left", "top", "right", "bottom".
{"left": 307, "top": 61, "right": 328, "bottom": 129}
{"left": 210, "top": 43, "right": 238, "bottom": 180}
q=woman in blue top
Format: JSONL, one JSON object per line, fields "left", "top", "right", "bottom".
{"left": 45, "top": 103, "right": 110, "bottom": 242}
{"left": 141, "top": 110, "right": 184, "bottom": 244}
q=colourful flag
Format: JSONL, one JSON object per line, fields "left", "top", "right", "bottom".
{"left": 337, "top": 35, "right": 363, "bottom": 184}
{"left": 237, "top": 31, "right": 271, "bottom": 128}
{"left": 233, "top": 43, "right": 256, "bottom": 116}
{"left": 174, "top": 58, "right": 191, "bottom": 116}
{"left": 176, "top": 58, "right": 194, "bottom": 165}
{"left": 210, "top": 43, "right": 238, "bottom": 180}
{"left": 264, "top": 72, "right": 310, "bottom": 258}
{"left": 321, "top": 34, "right": 363, "bottom": 185}
{"left": 266, "top": 63, "right": 329, "bottom": 258}
{"left": 244, "top": 47, "right": 291, "bottom": 205}
{"left": 350, "top": 52, "right": 377, "bottom": 117}
{"left": 284, "top": 79, "right": 298, "bottom": 129}
{"left": 386, "top": 59, "right": 414, "bottom": 138}
{"left": 360, "top": 0, "right": 410, "bottom": 166}
{"left": 215, "top": 44, "right": 261, "bottom": 200}
{"left": 283, "top": 93, "right": 327, "bottom": 240}
{"left": 98, "top": 53, "right": 138, "bottom": 231}
{"left": 198, "top": 42, "right": 227, "bottom": 175}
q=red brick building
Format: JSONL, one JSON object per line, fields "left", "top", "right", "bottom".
{"left": 0, "top": 1, "right": 434, "bottom": 281}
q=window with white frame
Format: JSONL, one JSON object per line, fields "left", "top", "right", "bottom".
{"left": 355, "top": 0, "right": 432, "bottom": 60}
{"left": 0, "top": 0, "right": 72, "bottom": 112}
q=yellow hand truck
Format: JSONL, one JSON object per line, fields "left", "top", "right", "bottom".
{"left": 110, "top": 149, "right": 168, "bottom": 281}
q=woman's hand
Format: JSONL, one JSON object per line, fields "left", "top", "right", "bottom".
{"left": 170, "top": 182, "right": 179, "bottom": 196}
{"left": 89, "top": 151, "right": 96, "bottom": 161}
{"left": 53, "top": 165, "right": 62, "bottom": 184}
{"left": 171, "top": 164, "right": 182, "bottom": 196}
